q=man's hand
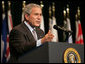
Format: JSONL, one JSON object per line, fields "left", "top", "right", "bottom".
{"left": 41, "top": 30, "right": 54, "bottom": 44}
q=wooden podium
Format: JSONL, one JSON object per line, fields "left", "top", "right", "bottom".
{"left": 18, "top": 42, "right": 84, "bottom": 63}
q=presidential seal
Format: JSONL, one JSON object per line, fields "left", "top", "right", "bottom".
{"left": 64, "top": 48, "right": 81, "bottom": 63}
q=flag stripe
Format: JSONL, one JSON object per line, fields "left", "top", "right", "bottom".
{"left": 75, "top": 20, "right": 84, "bottom": 44}
{"left": 8, "top": 10, "right": 13, "bottom": 32}
{"left": 76, "top": 40, "right": 84, "bottom": 44}
{"left": 5, "top": 9, "right": 13, "bottom": 62}
{"left": 6, "top": 35, "right": 10, "bottom": 57}
{"left": 9, "top": 15, "right": 13, "bottom": 28}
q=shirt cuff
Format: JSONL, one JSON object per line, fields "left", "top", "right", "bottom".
{"left": 36, "top": 39, "right": 42, "bottom": 47}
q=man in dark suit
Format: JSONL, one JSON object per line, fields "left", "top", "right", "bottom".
{"left": 9, "top": 3, "right": 54, "bottom": 63}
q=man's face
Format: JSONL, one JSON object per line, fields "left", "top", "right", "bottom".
{"left": 28, "top": 7, "right": 42, "bottom": 27}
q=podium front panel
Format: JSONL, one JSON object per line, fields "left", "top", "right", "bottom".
{"left": 18, "top": 42, "right": 84, "bottom": 63}
{"left": 48, "top": 42, "right": 84, "bottom": 63}
{"left": 18, "top": 44, "right": 49, "bottom": 63}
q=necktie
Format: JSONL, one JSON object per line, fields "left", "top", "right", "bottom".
{"left": 32, "top": 30, "right": 37, "bottom": 41}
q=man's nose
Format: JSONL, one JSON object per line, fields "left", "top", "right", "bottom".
{"left": 37, "top": 15, "right": 41, "bottom": 20}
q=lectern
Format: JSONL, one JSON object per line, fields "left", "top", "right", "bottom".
{"left": 18, "top": 42, "right": 84, "bottom": 63}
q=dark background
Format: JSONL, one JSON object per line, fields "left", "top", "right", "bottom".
{"left": 1, "top": 0, "right": 85, "bottom": 43}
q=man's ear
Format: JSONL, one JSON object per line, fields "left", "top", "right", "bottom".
{"left": 25, "top": 14, "right": 29, "bottom": 20}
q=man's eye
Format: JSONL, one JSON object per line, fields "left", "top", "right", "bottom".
{"left": 34, "top": 13, "right": 38, "bottom": 15}
{"left": 40, "top": 14, "right": 42, "bottom": 16}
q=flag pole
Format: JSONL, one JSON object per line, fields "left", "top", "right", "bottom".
{"left": 40, "top": 1, "right": 44, "bottom": 9}
{"left": 75, "top": 14, "right": 78, "bottom": 21}
{"left": 77, "top": 6, "right": 80, "bottom": 19}
{"left": 8, "top": 1, "right": 11, "bottom": 10}
{"left": 2, "top": 1, "right": 5, "bottom": 20}
{"left": 49, "top": 6, "right": 51, "bottom": 19}
{"left": 63, "top": 8, "right": 66, "bottom": 21}
{"left": 63, "top": 8, "right": 67, "bottom": 42}
{"left": 40, "top": 1, "right": 45, "bottom": 32}
{"left": 22, "top": 1, "right": 26, "bottom": 11}
{"left": 22, "top": 1, "right": 26, "bottom": 22}
{"left": 2, "top": 1, "right": 5, "bottom": 13}
{"left": 66, "top": 4, "right": 69, "bottom": 18}
{"left": 52, "top": 2, "right": 55, "bottom": 17}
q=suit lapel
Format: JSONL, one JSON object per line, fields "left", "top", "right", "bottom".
{"left": 21, "top": 22, "right": 36, "bottom": 42}
{"left": 21, "top": 22, "right": 44, "bottom": 41}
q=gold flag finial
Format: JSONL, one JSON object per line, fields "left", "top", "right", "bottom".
{"left": 2, "top": 1, "right": 5, "bottom": 12}
{"left": 22, "top": 1, "right": 26, "bottom": 11}
{"left": 63, "top": 8, "right": 66, "bottom": 19}
{"left": 75, "top": 14, "right": 78, "bottom": 20}
{"left": 8, "top": 1, "right": 11, "bottom": 6}
{"left": 52, "top": 2, "right": 55, "bottom": 12}
{"left": 66, "top": 4, "right": 69, "bottom": 13}
{"left": 52, "top": 2, "right": 55, "bottom": 16}
{"left": 40, "top": 1, "right": 44, "bottom": 9}
{"left": 66, "top": 4, "right": 69, "bottom": 17}
{"left": 23, "top": 1, "right": 26, "bottom": 8}
{"left": 49, "top": 6, "right": 51, "bottom": 18}
{"left": 8, "top": 1, "right": 11, "bottom": 9}
{"left": 77, "top": 6, "right": 80, "bottom": 17}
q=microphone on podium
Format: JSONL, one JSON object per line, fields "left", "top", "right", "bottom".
{"left": 53, "top": 25, "right": 73, "bottom": 33}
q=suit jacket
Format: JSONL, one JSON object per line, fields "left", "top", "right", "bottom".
{"left": 9, "top": 22, "right": 45, "bottom": 63}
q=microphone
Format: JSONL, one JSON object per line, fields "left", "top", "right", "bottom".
{"left": 53, "top": 25, "right": 73, "bottom": 33}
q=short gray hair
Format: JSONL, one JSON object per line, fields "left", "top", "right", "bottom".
{"left": 24, "top": 3, "right": 42, "bottom": 15}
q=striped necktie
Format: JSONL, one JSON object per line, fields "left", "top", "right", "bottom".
{"left": 32, "top": 29, "right": 37, "bottom": 41}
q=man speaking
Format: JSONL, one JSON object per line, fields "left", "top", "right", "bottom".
{"left": 9, "top": 3, "right": 54, "bottom": 63}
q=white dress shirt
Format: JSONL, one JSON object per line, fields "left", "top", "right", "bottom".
{"left": 24, "top": 21, "right": 42, "bottom": 47}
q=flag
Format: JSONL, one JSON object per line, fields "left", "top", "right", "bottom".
{"left": 49, "top": 17, "right": 52, "bottom": 30}
{"left": 8, "top": 10, "right": 13, "bottom": 32}
{"left": 22, "top": 11, "right": 24, "bottom": 22}
{"left": 5, "top": 9, "right": 13, "bottom": 62}
{"left": 75, "top": 20, "right": 84, "bottom": 44}
{"left": 63, "top": 20, "right": 67, "bottom": 42}
{"left": 1, "top": 9, "right": 13, "bottom": 63}
{"left": 1, "top": 35, "right": 4, "bottom": 63}
{"left": 49, "top": 16, "right": 58, "bottom": 42}
{"left": 1, "top": 12, "right": 7, "bottom": 63}
{"left": 22, "top": 1, "right": 26, "bottom": 22}
{"left": 66, "top": 17, "right": 73, "bottom": 43}
{"left": 40, "top": 15, "right": 45, "bottom": 32}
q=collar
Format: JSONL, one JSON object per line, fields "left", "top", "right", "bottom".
{"left": 24, "top": 21, "right": 35, "bottom": 32}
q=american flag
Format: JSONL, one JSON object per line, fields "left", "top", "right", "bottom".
{"left": 1, "top": 9, "right": 13, "bottom": 63}
{"left": 6, "top": 9, "right": 13, "bottom": 62}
